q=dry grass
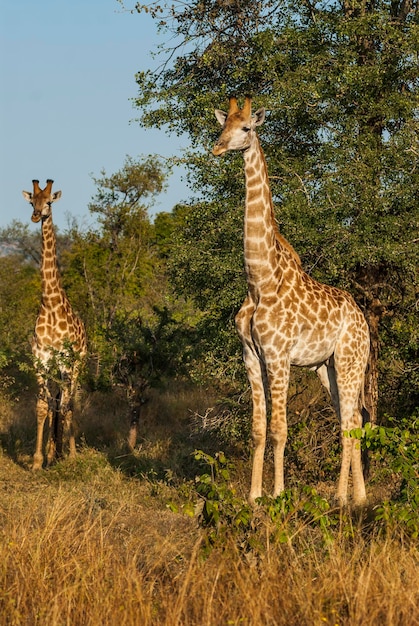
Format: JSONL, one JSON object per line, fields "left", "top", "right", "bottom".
{"left": 1, "top": 451, "right": 418, "bottom": 626}
{"left": 0, "top": 383, "right": 418, "bottom": 625}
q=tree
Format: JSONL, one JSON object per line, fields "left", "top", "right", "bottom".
{"left": 0, "top": 253, "right": 39, "bottom": 393}
{"left": 64, "top": 156, "right": 167, "bottom": 332}
{"left": 63, "top": 156, "right": 196, "bottom": 442}
{"left": 127, "top": 0, "right": 419, "bottom": 420}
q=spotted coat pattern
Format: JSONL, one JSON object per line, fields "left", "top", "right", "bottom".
{"left": 22, "top": 180, "right": 87, "bottom": 469}
{"left": 213, "top": 98, "right": 370, "bottom": 505}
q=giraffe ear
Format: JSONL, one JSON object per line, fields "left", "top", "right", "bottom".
{"left": 253, "top": 108, "right": 266, "bottom": 127}
{"left": 215, "top": 109, "right": 228, "bottom": 126}
{"left": 22, "top": 191, "right": 33, "bottom": 203}
{"left": 52, "top": 191, "right": 62, "bottom": 202}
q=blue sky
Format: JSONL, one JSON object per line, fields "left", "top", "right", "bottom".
{"left": 0, "top": 0, "right": 189, "bottom": 231}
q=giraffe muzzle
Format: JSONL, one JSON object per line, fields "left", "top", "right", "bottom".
{"left": 213, "top": 143, "right": 226, "bottom": 156}
{"left": 31, "top": 211, "right": 43, "bottom": 223}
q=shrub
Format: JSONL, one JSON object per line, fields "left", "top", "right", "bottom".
{"left": 350, "top": 415, "right": 419, "bottom": 537}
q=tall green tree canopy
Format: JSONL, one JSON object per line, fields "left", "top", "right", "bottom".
{"left": 63, "top": 156, "right": 195, "bottom": 395}
{"left": 127, "top": 0, "right": 419, "bottom": 416}
{"left": 66, "top": 155, "right": 166, "bottom": 328}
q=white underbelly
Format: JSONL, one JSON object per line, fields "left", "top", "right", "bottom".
{"left": 289, "top": 333, "right": 335, "bottom": 367}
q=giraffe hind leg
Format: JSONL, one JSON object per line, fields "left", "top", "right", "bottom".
{"left": 59, "top": 378, "right": 76, "bottom": 459}
{"left": 351, "top": 416, "right": 367, "bottom": 505}
{"left": 316, "top": 361, "right": 340, "bottom": 420}
{"left": 33, "top": 394, "right": 49, "bottom": 470}
{"left": 317, "top": 362, "right": 366, "bottom": 505}
{"left": 316, "top": 362, "right": 350, "bottom": 504}
{"left": 33, "top": 376, "right": 56, "bottom": 470}
{"left": 67, "top": 369, "right": 82, "bottom": 459}
{"left": 52, "top": 389, "right": 64, "bottom": 462}
{"left": 46, "top": 388, "right": 60, "bottom": 466}
{"left": 336, "top": 385, "right": 367, "bottom": 506}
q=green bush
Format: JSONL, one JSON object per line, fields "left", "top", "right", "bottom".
{"left": 350, "top": 415, "right": 419, "bottom": 537}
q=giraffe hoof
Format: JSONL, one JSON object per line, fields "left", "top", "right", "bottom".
{"left": 32, "top": 459, "right": 43, "bottom": 471}
{"left": 334, "top": 495, "right": 348, "bottom": 508}
{"left": 248, "top": 494, "right": 262, "bottom": 507}
{"left": 353, "top": 496, "right": 368, "bottom": 508}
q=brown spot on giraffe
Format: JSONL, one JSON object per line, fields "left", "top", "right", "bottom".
{"left": 22, "top": 179, "right": 87, "bottom": 470}
{"left": 213, "top": 97, "right": 370, "bottom": 506}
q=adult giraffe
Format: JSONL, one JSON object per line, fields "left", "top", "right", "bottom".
{"left": 213, "top": 97, "right": 370, "bottom": 505}
{"left": 22, "top": 179, "right": 87, "bottom": 470}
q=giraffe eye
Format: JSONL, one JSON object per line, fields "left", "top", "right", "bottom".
{"left": 242, "top": 126, "right": 251, "bottom": 132}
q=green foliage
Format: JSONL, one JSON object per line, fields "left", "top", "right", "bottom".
{"left": 0, "top": 252, "right": 39, "bottom": 394}
{"left": 379, "top": 309, "right": 419, "bottom": 416}
{"left": 153, "top": 200, "right": 248, "bottom": 386}
{"left": 192, "top": 450, "right": 252, "bottom": 530}
{"left": 100, "top": 305, "right": 195, "bottom": 396}
{"left": 41, "top": 447, "right": 115, "bottom": 483}
{"left": 64, "top": 156, "right": 166, "bottom": 330}
{"left": 0, "top": 255, "right": 38, "bottom": 360}
{"left": 173, "top": 450, "right": 343, "bottom": 548}
{"left": 171, "top": 431, "right": 419, "bottom": 552}
{"left": 257, "top": 489, "right": 336, "bottom": 544}
{"left": 0, "top": 221, "right": 41, "bottom": 265}
{"left": 88, "top": 154, "right": 167, "bottom": 235}
{"left": 27, "top": 338, "right": 85, "bottom": 384}
{"left": 129, "top": 0, "right": 419, "bottom": 413}
{"left": 61, "top": 156, "right": 198, "bottom": 396}
{"left": 171, "top": 450, "right": 254, "bottom": 546}
{"left": 351, "top": 416, "right": 419, "bottom": 536}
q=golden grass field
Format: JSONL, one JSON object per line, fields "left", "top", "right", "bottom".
{"left": 0, "top": 383, "right": 418, "bottom": 625}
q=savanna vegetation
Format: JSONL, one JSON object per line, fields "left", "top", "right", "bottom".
{"left": 0, "top": 0, "right": 418, "bottom": 624}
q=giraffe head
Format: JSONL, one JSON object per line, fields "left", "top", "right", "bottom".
{"left": 22, "top": 179, "right": 62, "bottom": 223}
{"left": 213, "top": 96, "right": 266, "bottom": 156}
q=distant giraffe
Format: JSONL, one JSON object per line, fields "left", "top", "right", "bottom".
{"left": 213, "top": 97, "right": 370, "bottom": 505}
{"left": 22, "top": 179, "right": 87, "bottom": 470}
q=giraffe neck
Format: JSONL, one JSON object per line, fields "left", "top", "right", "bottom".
{"left": 243, "top": 136, "right": 283, "bottom": 288}
{"left": 40, "top": 215, "right": 65, "bottom": 303}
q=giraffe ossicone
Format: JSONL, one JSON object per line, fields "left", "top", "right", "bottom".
{"left": 213, "top": 97, "right": 370, "bottom": 506}
{"left": 22, "top": 179, "right": 87, "bottom": 470}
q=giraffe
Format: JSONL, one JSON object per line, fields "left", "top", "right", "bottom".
{"left": 22, "top": 179, "right": 87, "bottom": 470}
{"left": 213, "top": 97, "right": 370, "bottom": 506}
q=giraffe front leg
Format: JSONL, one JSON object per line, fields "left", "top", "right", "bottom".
{"left": 236, "top": 297, "right": 267, "bottom": 504}
{"left": 67, "top": 407, "right": 76, "bottom": 460}
{"left": 271, "top": 413, "right": 288, "bottom": 498}
{"left": 242, "top": 345, "right": 267, "bottom": 503}
{"left": 249, "top": 381, "right": 267, "bottom": 503}
{"left": 268, "top": 362, "right": 290, "bottom": 498}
